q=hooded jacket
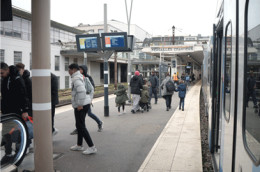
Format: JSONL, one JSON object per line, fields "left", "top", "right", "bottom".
{"left": 1, "top": 65, "right": 29, "bottom": 115}
{"left": 130, "top": 75, "right": 143, "bottom": 95}
{"left": 80, "top": 65, "right": 95, "bottom": 89}
{"left": 160, "top": 76, "right": 174, "bottom": 96}
{"left": 71, "top": 71, "right": 90, "bottom": 108}
{"left": 22, "top": 70, "right": 32, "bottom": 106}
{"left": 114, "top": 85, "right": 128, "bottom": 104}
{"left": 176, "top": 83, "right": 186, "bottom": 98}
{"left": 51, "top": 73, "right": 59, "bottom": 105}
{"left": 140, "top": 85, "right": 149, "bottom": 103}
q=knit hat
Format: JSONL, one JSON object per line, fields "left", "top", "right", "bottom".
{"left": 135, "top": 71, "right": 140, "bottom": 76}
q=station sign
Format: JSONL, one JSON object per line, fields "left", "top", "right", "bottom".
{"left": 76, "top": 34, "right": 101, "bottom": 52}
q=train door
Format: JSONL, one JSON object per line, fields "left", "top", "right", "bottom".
{"left": 211, "top": 20, "right": 223, "bottom": 169}
{"left": 220, "top": 0, "right": 238, "bottom": 171}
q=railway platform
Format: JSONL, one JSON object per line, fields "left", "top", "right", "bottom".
{"left": 16, "top": 81, "right": 202, "bottom": 172}
{"left": 138, "top": 81, "right": 203, "bottom": 172}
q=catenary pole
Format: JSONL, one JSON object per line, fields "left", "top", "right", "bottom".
{"left": 125, "top": 0, "right": 133, "bottom": 101}
{"left": 31, "top": 0, "right": 53, "bottom": 171}
{"left": 104, "top": 3, "right": 109, "bottom": 116}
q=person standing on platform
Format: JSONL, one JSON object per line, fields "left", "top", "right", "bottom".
{"left": 16, "top": 63, "right": 32, "bottom": 117}
{"left": 149, "top": 71, "right": 158, "bottom": 104}
{"left": 172, "top": 72, "right": 179, "bottom": 85}
{"left": 176, "top": 80, "right": 187, "bottom": 111}
{"left": 130, "top": 71, "right": 143, "bottom": 113}
{"left": 114, "top": 84, "right": 128, "bottom": 115}
{"left": 68, "top": 63, "right": 97, "bottom": 155}
{"left": 51, "top": 73, "right": 59, "bottom": 135}
{"left": 160, "top": 72, "right": 175, "bottom": 111}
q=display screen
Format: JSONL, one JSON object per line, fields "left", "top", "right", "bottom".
{"left": 76, "top": 34, "right": 101, "bottom": 52}
{"left": 79, "top": 37, "right": 98, "bottom": 49}
{"left": 104, "top": 35, "right": 125, "bottom": 48}
{"left": 101, "top": 32, "right": 128, "bottom": 51}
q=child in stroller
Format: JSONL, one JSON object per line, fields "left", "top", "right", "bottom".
{"left": 139, "top": 85, "right": 150, "bottom": 113}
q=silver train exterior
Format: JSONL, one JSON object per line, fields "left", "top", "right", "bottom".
{"left": 202, "top": 0, "right": 260, "bottom": 171}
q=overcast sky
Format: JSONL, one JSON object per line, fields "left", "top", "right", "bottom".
{"left": 12, "top": 0, "right": 219, "bottom": 36}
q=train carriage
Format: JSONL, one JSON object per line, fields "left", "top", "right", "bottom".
{"left": 202, "top": 0, "right": 260, "bottom": 171}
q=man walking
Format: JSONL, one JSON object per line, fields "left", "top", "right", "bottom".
{"left": 149, "top": 71, "right": 158, "bottom": 104}
{"left": 68, "top": 63, "right": 97, "bottom": 155}
{"left": 130, "top": 71, "right": 143, "bottom": 113}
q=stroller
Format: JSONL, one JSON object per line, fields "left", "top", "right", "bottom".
{"left": 139, "top": 85, "right": 151, "bottom": 113}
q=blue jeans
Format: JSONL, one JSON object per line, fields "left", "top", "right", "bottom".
{"left": 179, "top": 98, "right": 184, "bottom": 109}
{"left": 149, "top": 87, "right": 158, "bottom": 103}
{"left": 88, "top": 107, "right": 102, "bottom": 125}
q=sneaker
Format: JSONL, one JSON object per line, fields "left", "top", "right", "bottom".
{"left": 182, "top": 109, "right": 184, "bottom": 111}
{"left": 70, "top": 144, "right": 84, "bottom": 151}
{"left": 123, "top": 110, "right": 126, "bottom": 114}
{"left": 52, "top": 128, "right": 59, "bottom": 136}
{"left": 98, "top": 121, "right": 103, "bottom": 132}
{"left": 155, "top": 101, "right": 157, "bottom": 104}
{"left": 70, "top": 129, "right": 78, "bottom": 135}
{"left": 131, "top": 110, "right": 135, "bottom": 114}
{"left": 0, "top": 154, "right": 14, "bottom": 166}
{"left": 166, "top": 107, "right": 169, "bottom": 111}
{"left": 82, "top": 146, "right": 97, "bottom": 155}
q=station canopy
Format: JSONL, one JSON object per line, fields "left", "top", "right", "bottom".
{"left": 142, "top": 45, "right": 204, "bottom": 65}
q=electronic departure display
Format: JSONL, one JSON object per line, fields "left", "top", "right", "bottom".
{"left": 76, "top": 34, "right": 101, "bottom": 52}
{"left": 101, "top": 32, "right": 128, "bottom": 51}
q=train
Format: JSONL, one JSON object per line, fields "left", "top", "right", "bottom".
{"left": 201, "top": 0, "right": 260, "bottom": 171}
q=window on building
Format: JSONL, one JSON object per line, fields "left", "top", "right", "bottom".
{"left": 244, "top": 0, "right": 260, "bottom": 165}
{"left": 224, "top": 21, "right": 232, "bottom": 122}
{"left": 65, "top": 57, "right": 69, "bottom": 71}
{"left": 55, "top": 56, "right": 60, "bottom": 71}
{"left": 14, "top": 51, "right": 22, "bottom": 65}
{"left": 13, "top": 16, "right": 22, "bottom": 38}
{"left": 73, "top": 58, "right": 78, "bottom": 64}
{"left": 65, "top": 76, "right": 70, "bottom": 89}
{"left": 0, "top": 49, "right": 4, "bottom": 62}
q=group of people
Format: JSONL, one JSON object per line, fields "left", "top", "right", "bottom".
{"left": 114, "top": 70, "right": 188, "bottom": 115}
{"left": 0, "top": 62, "right": 104, "bottom": 166}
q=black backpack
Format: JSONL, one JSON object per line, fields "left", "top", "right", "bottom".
{"left": 166, "top": 80, "right": 175, "bottom": 92}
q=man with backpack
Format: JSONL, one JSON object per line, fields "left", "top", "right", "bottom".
{"left": 68, "top": 63, "right": 97, "bottom": 155}
{"left": 70, "top": 65, "right": 103, "bottom": 135}
{"left": 160, "top": 72, "right": 175, "bottom": 111}
{"left": 149, "top": 71, "right": 159, "bottom": 104}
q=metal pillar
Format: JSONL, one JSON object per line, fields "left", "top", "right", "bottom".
{"left": 114, "top": 52, "right": 118, "bottom": 89}
{"left": 84, "top": 52, "right": 87, "bottom": 66}
{"left": 31, "top": 0, "right": 53, "bottom": 171}
{"left": 104, "top": 3, "right": 109, "bottom": 116}
{"left": 125, "top": 0, "right": 133, "bottom": 101}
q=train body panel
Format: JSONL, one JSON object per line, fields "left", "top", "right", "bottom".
{"left": 202, "top": 0, "right": 260, "bottom": 171}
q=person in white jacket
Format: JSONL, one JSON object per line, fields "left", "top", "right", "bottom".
{"left": 68, "top": 63, "right": 97, "bottom": 155}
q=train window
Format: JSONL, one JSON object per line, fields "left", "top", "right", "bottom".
{"left": 224, "top": 21, "right": 232, "bottom": 122}
{"left": 244, "top": 0, "right": 260, "bottom": 165}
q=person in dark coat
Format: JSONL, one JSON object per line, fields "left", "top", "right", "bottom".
{"left": 1, "top": 63, "right": 30, "bottom": 165}
{"left": 16, "top": 63, "right": 32, "bottom": 116}
{"left": 176, "top": 80, "right": 187, "bottom": 111}
{"left": 114, "top": 84, "right": 128, "bottom": 114}
{"left": 51, "top": 73, "right": 59, "bottom": 135}
{"left": 130, "top": 71, "right": 143, "bottom": 113}
{"left": 149, "top": 71, "right": 159, "bottom": 104}
{"left": 139, "top": 85, "right": 149, "bottom": 112}
{"left": 1, "top": 63, "right": 29, "bottom": 117}
{"left": 246, "top": 71, "right": 258, "bottom": 108}
{"left": 70, "top": 65, "right": 103, "bottom": 135}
